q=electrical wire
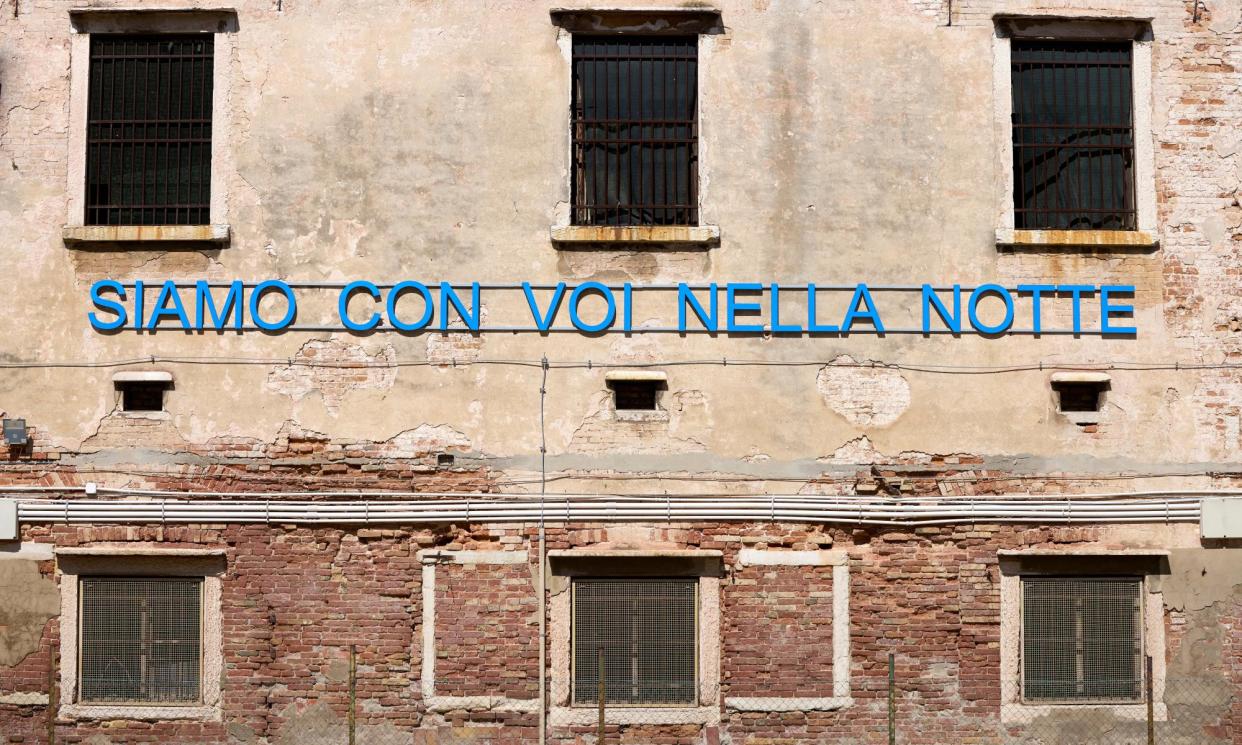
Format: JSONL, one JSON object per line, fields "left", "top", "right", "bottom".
{"left": 0, "top": 354, "right": 1238, "bottom": 375}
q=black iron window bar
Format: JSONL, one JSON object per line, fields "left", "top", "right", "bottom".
{"left": 572, "top": 36, "right": 699, "bottom": 227}
{"left": 1011, "top": 40, "right": 1136, "bottom": 231}
{"left": 86, "top": 34, "right": 214, "bottom": 226}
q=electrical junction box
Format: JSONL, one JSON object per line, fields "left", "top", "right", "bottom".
{"left": 1200, "top": 498, "right": 1242, "bottom": 539}
{"left": 0, "top": 499, "right": 16, "bottom": 541}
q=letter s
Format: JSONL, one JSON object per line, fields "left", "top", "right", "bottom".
{"left": 89, "top": 280, "right": 128, "bottom": 331}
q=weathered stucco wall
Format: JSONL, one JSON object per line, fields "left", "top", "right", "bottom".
{"left": 0, "top": 0, "right": 1236, "bottom": 485}
{"left": 0, "top": 0, "right": 1240, "bottom": 743}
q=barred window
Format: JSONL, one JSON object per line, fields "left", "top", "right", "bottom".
{"left": 1011, "top": 41, "right": 1135, "bottom": 231}
{"left": 572, "top": 578, "right": 697, "bottom": 706}
{"left": 571, "top": 36, "right": 698, "bottom": 227}
{"left": 1022, "top": 576, "right": 1143, "bottom": 702}
{"left": 79, "top": 577, "right": 203, "bottom": 704}
{"left": 86, "top": 35, "right": 214, "bottom": 226}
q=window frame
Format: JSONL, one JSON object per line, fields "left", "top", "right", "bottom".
{"left": 992, "top": 16, "right": 1157, "bottom": 248}
{"left": 84, "top": 33, "right": 217, "bottom": 228}
{"left": 1009, "top": 39, "right": 1136, "bottom": 232}
{"left": 569, "top": 576, "right": 700, "bottom": 708}
{"left": 549, "top": 10, "right": 722, "bottom": 246}
{"left": 77, "top": 575, "right": 206, "bottom": 706}
{"left": 1018, "top": 574, "right": 1145, "bottom": 705}
{"left": 64, "top": 9, "right": 235, "bottom": 244}
{"left": 569, "top": 34, "right": 700, "bottom": 229}
{"left": 997, "top": 550, "right": 1167, "bottom": 723}
{"left": 56, "top": 547, "right": 224, "bottom": 722}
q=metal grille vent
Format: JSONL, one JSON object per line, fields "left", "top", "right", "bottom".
{"left": 571, "top": 36, "right": 698, "bottom": 227}
{"left": 1011, "top": 41, "right": 1135, "bottom": 230}
{"left": 1022, "top": 576, "right": 1142, "bottom": 702}
{"left": 86, "top": 35, "right": 214, "bottom": 226}
{"left": 79, "top": 577, "right": 203, "bottom": 704}
{"left": 573, "top": 578, "right": 697, "bottom": 706}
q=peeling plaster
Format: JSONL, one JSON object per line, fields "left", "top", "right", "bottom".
{"left": 0, "top": 560, "right": 58, "bottom": 667}
{"left": 266, "top": 338, "right": 397, "bottom": 413}
{"left": 816, "top": 355, "right": 911, "bottom": 428}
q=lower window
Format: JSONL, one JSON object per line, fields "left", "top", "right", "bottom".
{"left": 1021, "top": 576, "right": 1143, "bottom": 703}
{"left": 572, "top": 578, "right": 697, "bottom": 706}
{"left": 79, "top": 577, "right": 203, "bottom": 704}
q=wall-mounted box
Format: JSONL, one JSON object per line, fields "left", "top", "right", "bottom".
{"left": 1200, "top": 498, "right": 1242, "bottom": 539}
{"left": 0, "top": 499, "right": 16, "bottom": 541}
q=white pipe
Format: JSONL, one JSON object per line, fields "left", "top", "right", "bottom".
{"left": 11, "top": 494, "right": 1223, "bottom": 527}
{"left": 2, "top": 485, "right": 1240, "bottom": 501}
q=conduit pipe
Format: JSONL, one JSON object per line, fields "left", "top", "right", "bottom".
{"left": 4, "top": 485, "right": 1242, "bottom": 500}
{"left": 10, "top": 494, "right": 1221, "bottom": 527}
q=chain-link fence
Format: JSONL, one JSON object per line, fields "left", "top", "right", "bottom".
{"left": 17, "top": 647, "right": 1238, "bottom": 744}
{"left": 881, "top": 653, "right": 1236, "bottom": 745}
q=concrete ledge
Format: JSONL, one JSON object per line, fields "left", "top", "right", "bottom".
{"left": 0, "top": 692, "right": 49, "bottom": 706}
{"left": 997, "top": 548, "right": 1170, "bottom": 557}
{"left": 62, "top": 224, "right": 230, "bottom": 245}
{"left": 605, "top": 370, "right": 668, "bottom": 383}
{"left": 550, "top": 705, "right": 717, "bottom": 726}
{"left": 1050, "top": 372, "right": 1111, "bottom": 384}
{"left": 416, "top": 549, "right": 527, "bottom": 565}
{"left": 737, "top": 549, "right": 846, "bottom": 567}
{"left": 59, "top": 704, "right": 219, "bottom": 721}
{"left": 0, "top": 542, "right": 54, "bottom": 561}
{"left": 550, "top": 225, "right": 720, "bottom": 245}
{"left": 113, "top": 371, "right": 174, "bottom": 384}
{"left": 1001, "top": 702, "right": 1166, "bottom": 724}
{"left": 995, "top": 228, "right": 1157, "bottom": 249}
{"left": 424, "top": 696, "right": 540, "bottom": 713}
{"left": 55, "top": 546, "right": 226, "bottom": 557}
{"left": 725, "top": 696, "right": 853, "bottom": 712}
{"left": 548, "top": 549, "right": 722, "bottom": 559}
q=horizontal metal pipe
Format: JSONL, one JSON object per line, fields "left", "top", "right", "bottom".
{"left": 12, "top": 494, "right": 1215, "bottom": 528}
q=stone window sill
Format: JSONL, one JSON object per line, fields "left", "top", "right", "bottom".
{"left": 996, "top": 228, "right": 1157, "bottom": 249}
{"left": 551, "top": 225, "right": 720, "bottom": 245}
{"left": 1001, "top": 702, "right": 1166, "bottom": 724}
{"left": 62, "top": 224, "right": 231, "bottom": 245}
{"left": 59, "top": 703, "right": 219, "bottom": 721}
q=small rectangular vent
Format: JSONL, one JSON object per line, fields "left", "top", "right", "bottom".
{"left": 119, "top": 382, "right": 168, "bottom": 412}
{"left": 610, "top": 380, "right": 660, "bottom": 411}
{"left": 1054, "top": 381, "right": 1107, "bottom": 413}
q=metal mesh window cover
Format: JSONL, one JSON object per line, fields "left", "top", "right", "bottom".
{"left": 571, "top": 36, "right": 698, "bottom": 227}
{"left": 86, "top": 34, "right": 214, "bottom": 226}
{"left": 1022, "top": 576, "right": 1143, "bottom": 702}
{"left": 1011, "top": 41, "right": 1135, "bottom": 231}
{"left": 79, "top": 577, "right": 203, "bottom": 704}
{"left": 572, "top": 578, "right": 697, "bottom": 706}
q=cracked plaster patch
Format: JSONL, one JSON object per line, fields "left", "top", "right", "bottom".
{"left": 816, "top": 355, "right": 911, "bottom": 428}
{"left": 266, "top": 339, "right": 397, "bottom": 413}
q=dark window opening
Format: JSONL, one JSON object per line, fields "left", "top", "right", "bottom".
{"left": 572, "top": 578, "right": 697, "bottom": 706}
{"left": 79, "top": 577, "right": 203, "bottom": 704}
{"left": 1022, "top": 576, "right": 1143, "bottom": 702}
{"left": 572, "top": 36, "right": 698, "bottom": 227}
{"left": 1054, "top": 381, "right": 1108, "bottom": 413}
{"left": 436, "top": 453, "right": 455, "bottom": 468}
{"left": 1011, "top": 40, "right": 1135, "bottom": 230}
{"left": 86, "top": 34, "right": 214, "bottom": 226}
{"left": 610, "top": 380, "right": 662, "bottom": 411}
{"left": 119, "top": 382, "right": 169, "bottom": 412}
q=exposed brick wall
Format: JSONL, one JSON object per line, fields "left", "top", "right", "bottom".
{"left": 0, "top": 521, "right": 1238, "bottom": 744}
{"left": 722, "top": 563, "right": 835, "bottom": 699}
{"left": 434, "top": 562, "right": 540, "bottom": 700}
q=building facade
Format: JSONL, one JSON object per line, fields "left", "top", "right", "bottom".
{"left": 0, "top": 1, "right": 1240, "bottom": 743}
